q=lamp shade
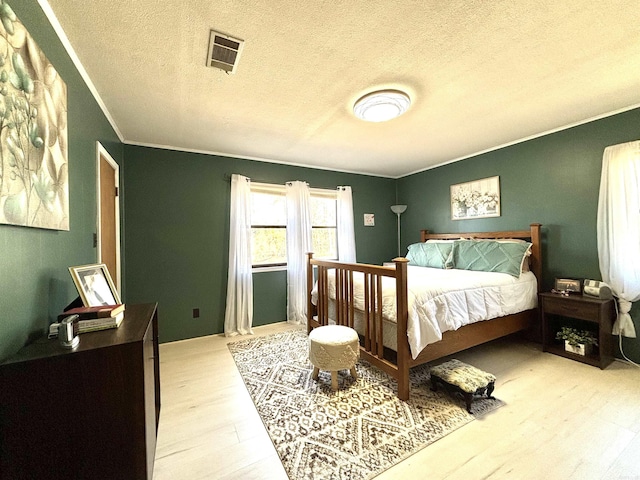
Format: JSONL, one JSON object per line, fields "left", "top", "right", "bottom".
{"left": 390, "top": 205, "right": 407, "bottom": 215}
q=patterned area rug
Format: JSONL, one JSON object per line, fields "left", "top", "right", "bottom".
{"left": 228, "top": 329, "right": 504, "bottom": 480}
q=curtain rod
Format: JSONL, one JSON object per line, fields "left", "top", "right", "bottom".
{"left": 223, "top": 173, "right": 287, "bottom": 184}
{"left": 224, "top": 174, "right": 309, "bottom": 186}
{"left": 224, "top": 174, "right": 350, "bottom": 192}
{"left": 224, "top": 173, "right": 262, "bottom": 183}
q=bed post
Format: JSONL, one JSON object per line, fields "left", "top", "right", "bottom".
{"left": 306, "top": 252, "right": 314, "bottom": 334}
{"left": 529, "top": 223, "right": 542, "bottom": 293}
{"left": 394, "top": 257, "right": 410, "bottom": 401}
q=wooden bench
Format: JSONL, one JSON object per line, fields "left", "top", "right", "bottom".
{"left": 430, "top": 359, "right": 496, "bottom": 413}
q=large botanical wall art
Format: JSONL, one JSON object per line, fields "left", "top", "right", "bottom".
{"left": 450, "top": 176, "right": 500, "bottom": 220}
{"left": 0, "top": 1, "right": 68, "bottom": 230}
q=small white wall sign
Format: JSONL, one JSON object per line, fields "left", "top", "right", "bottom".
{"left": 364, "top": 214, "right": 375, "bottom": 226}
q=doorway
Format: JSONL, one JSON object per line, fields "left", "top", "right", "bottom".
{"left": 96, "top": 142, "right": 121, "bottom": 295}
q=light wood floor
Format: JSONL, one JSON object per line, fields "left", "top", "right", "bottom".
{"left": 153, "top": 322, "right": 640, "bottom": 480}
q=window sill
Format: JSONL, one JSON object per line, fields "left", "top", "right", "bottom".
{"left": 252, "top": 265, "right": 287, "bottom": 273}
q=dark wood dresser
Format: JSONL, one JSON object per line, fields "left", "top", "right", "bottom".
{"left": 0, "top": 303, "right": 160, "bottom": 480}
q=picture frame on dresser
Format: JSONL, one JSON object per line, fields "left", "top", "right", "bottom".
{"left": 69, "top": 263, "right": 120, "bottom": 307}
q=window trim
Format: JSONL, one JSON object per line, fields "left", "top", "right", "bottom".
{"left": 252, "top": 264, "right": 288, "bottom": 273}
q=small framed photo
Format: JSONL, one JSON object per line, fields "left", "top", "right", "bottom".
{"left": 69, "top": 263, "right": 121, "bottom": 307}
{"left": 554, "top": 278, "right": 582, "bottom": 294}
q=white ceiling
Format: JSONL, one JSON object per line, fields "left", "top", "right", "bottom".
{"left": 43, "top": 0, "right": 640, "bottom": 178}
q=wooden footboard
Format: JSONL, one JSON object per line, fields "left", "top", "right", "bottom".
{"left": 306, "top": 255, "right": 412, "bottom": 398}
{"left": 306, "top": 223, "right": 542, "bottom": 401}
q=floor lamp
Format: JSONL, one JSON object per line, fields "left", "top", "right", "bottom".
{"left": 390, "top": 204, "right": 407, "bottom": 257}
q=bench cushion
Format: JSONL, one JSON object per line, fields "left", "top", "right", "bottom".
{"left": 430, "top": 359, "right": 495, "bottom": 394}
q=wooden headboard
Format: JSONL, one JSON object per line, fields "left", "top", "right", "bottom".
{"left": 420, "top": 223, "right": 542, "bottom": 292}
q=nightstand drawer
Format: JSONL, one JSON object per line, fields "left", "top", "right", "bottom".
{"left": 541, "top": 296, "right": 600, "bottom": 322}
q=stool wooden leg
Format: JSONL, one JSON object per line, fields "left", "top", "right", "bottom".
{"left": 350, "top": 366, "right": 357, "bottom": 379}
{"left": 486, "top": 381, "right": 495, "bottom": 399}
{"left": 331, "top": 371, "right": 338, "bottom": 391}
{"left": 312, "top": 366, "right": 319, "bottom": 380}
{"left": 464, "top": 393, "right": 473, "bottom": 413}
{"left": 430, "top": 376, "right": 440, "bottom": 392}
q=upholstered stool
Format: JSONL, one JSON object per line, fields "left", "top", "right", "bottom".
{"left": 309, "top": 325, "right": 360, "bottom": 391}
{"left": 430, "top": 359, "right": 496, "bottom": 413}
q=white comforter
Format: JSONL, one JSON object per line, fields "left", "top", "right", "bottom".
{"left": 313, "top": 265, "right": 538, "bottom": 359}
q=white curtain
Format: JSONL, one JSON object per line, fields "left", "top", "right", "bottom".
{"left": 597, "top": 140, "right": 640, "bottom": 338}
{"left": 286, "top": 181, "right": 312, "bottom": 325}
{"left": 337, "top": 186, "right": 356, "bottom": 262}
{"left": 224, "top": 174, "right": 254, "bottom": 336}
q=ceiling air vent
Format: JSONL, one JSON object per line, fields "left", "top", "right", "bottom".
{"left": 207, "top": 30, "right": 244, "bottom": 74}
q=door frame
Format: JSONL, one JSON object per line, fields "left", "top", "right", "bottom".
{"left": 96, "top": 141, "right": 122, "bottom": 294}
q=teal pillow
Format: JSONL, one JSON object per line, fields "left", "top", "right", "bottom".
{"left": 406, "top": 242, "right": 453, "bottom": 268}
{"left": 448, "top": 240, "right": 531, "bottom": 277}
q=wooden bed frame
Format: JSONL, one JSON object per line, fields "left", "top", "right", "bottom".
{"left": 306, "top": 223, "right": 542, "bottom": 401}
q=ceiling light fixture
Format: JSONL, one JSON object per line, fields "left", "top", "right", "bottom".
{"left": 353, "top": 89, "right": 411, "bottom": 122}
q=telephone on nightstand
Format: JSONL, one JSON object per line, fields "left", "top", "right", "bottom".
{"left": 583, "top": 279, "right": 613, "bottom": 299}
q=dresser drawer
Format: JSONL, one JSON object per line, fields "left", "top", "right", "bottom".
{"left": 541, "top": 296, "right": 601, "bottom": 322}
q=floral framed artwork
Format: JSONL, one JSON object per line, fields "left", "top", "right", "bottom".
{"left": 0, "top": 2, "right": 69, "bottom": 230}
{"left": 69, "top": 264, "right": 121, "bottom": 307}
{"left": 450, "top": 176, "right": 500, "bottom": 220}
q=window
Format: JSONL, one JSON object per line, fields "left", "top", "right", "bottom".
{"left": 250, "top": 186, "right": 287, "bottom": 266}
{"left": 250, "top": 183, "right": 337, "bottom": 268}
{"left": 309, "top": 192, "right": 337, "bottom": 260}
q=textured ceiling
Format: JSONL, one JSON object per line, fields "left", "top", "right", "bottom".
{"left": 43, "top": 0, "right": 640, "bottom": 178}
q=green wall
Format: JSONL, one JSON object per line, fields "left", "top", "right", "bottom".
{"left": 123, "top": 145, "right": 397, "bottom": 343}
{"left": 397, "top": 107, "right": 640, "bottom": 363}
{"left": 0, "top": 1, "right": 123, "bottom": 362}
{"left": 2, "top": 0, "right": 638, "bottom": 367}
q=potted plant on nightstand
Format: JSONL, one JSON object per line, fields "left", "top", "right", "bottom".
{"left": 555, "top": 327, "right": 598, "bottom": 356}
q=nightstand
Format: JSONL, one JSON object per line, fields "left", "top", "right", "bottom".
{"left": 540, "top": 292, "right": 615, "bottom": 369}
